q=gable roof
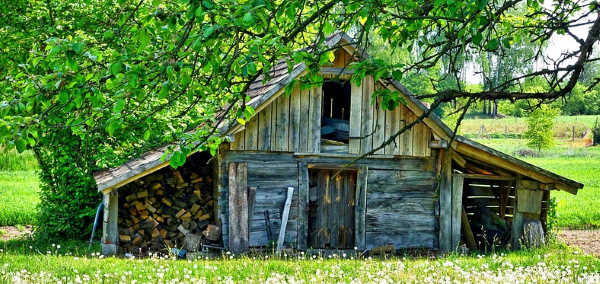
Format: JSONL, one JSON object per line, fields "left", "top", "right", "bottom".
{"left": 94, "top": 32, "right": 583, "bottom": 194}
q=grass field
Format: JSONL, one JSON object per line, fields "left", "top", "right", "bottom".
{"left": 0, "top": 171, "right": 39, "bottom": 226}
{"left": 0, "top": 239, "right": 599, "bottom": 282}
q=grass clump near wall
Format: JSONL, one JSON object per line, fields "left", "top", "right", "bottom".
{"left": 0, "top": 150, "right": 38, "bottom": 171}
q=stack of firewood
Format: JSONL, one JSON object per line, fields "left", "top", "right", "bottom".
{"left": 117, "top": 166, "right": 219, "bottom": 253}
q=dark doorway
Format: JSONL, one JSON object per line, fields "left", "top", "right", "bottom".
{"left": 308, "top": 169, "right": 356, "bottom": 249}
{"left": 321, "top": 81, "right": 351, "bottom": 143}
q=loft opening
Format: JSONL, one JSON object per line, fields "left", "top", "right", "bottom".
{"left": 321, "top": 80, "right": 351, "bottom": 143}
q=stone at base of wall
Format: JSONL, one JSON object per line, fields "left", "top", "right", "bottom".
{"left": 102, "top": 243, "right": 117, "bottom": 256}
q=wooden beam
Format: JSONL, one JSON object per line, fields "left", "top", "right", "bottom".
{"left": 101, "top": 191, "right": 118, "bottom": 255}
{"left": 277, "top": 187, "right": 294, "bottom": 252}
{"left": 462, "top": 174, "right": 516, "bottom": 181}
{"left": 452, "top": 151, "right": 467, "bottom": 167}
{"left": 461, "top": 206, "right": 476, "bottom": 250}
{"left": 355, "top": 166, "right": 368, "bottom": 250}
{"left": 429, "top": 140, "right": 448, "bottom": 149}
{"left": 439, "top": 149, "right": 452, "bottom": 251}
{"left": 451, "top": 174, "right": 464, "bottom": 251}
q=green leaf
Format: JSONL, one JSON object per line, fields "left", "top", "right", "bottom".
{"left": 485, "top": 38, "right": 500, "bottom": 50}
{"left": 392, "top": 70, "right": 403, "bottom": 81}
{"left": 472, "top": 33, "right": 483, "bottom": 45}
{"left": 110, "top": 62, "right": 123, "bottom": 75}
{"left": 103, "top": 30, "right": 114, "bottom": 40}
{"left": 15, "top": 138, "right": 27, "bottom": 153}
{"left": 144, "top": 129, "right": 151, "bottom": 140}
{"left": 113, "top": 98, "right": 125, "bottom": 113}
{"left": 243, "top": 11, "right": 254, "bottom": 25}
{"left": 106, "top": 119, "right": 121, "bottom": 136}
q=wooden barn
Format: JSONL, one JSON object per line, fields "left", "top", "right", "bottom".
{"left": 94, "top": 32, "right": 583, "bottom": 256}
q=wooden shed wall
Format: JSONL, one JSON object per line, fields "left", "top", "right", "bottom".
{"left": 219, "top": 151, "right": 436, "bottom": 250}
{"left": 230, "top": 77, "right": 432, "bottom": 157}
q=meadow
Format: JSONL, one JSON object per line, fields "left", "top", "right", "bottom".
{"left": 1, "top": 239, "right": 599, "bottom": 283}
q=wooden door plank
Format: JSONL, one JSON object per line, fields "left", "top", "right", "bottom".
{"left": 438, "top": 150, "right": 452, "bottom": 251}
{"left": 355, "top": 166, "right": 367, "bottom": 250}
{"left": 297, "top": 162, "right": 309, "bottom": 250}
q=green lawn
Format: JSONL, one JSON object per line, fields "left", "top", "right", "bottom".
{"left": 0, "top": 239, "right": 599, "bottom": 282}
{"left": 0, "top": 171, "right": 39, "bottom": 226}
{"left": 459, "top": 115, "right": 598, "bottom": 138}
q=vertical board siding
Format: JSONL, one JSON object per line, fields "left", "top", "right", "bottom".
{"left": 366, "top": 169, "right": 436, "bottom": 249}
{"left": 349, "top": 82, "right": 362, "bottom": 154}
{"left": 229, "top": 75, "right": 431, "bottom": 157}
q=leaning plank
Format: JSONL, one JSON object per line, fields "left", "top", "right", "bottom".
{"left": 461, "top": 206, "right": 476, "bottom": 250}
{"left": 277, "top": 187, "right": 295, "bottom": 252}
{"left": 228, "top": 162, "right": 248, "bottom": 253}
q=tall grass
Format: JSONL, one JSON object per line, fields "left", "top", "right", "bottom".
{"left": 0, "top": 171, "right": 39, "bottom": 226}
{"left": 0, "top": 149, "right": 38, "bottom": 171}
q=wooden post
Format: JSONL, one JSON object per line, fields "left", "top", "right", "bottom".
{"left": 451, "top": 174, "right": 464, "bottom": 250}
{"left": 297, "top": 163, "right": 309, "bottom": 250}
{"left": 355, "top": 166, "right": 368, "bottom": 250}
{"left": 439, "top": 149, "right": 452, "bottom": 251}
{"left": 277, "top": 187, "right": 294, "bottom": 252}
{"left": 247, "top": 186, "right": 256, "bottom": 243}
{"left": 511, "top": 176, "right": 544, "bottom": 249}
{"left": 101, "top": 191, "right": 118, "bottom": 255}
{"left": 228, "top": 162, "right": 248, "bottom": 253}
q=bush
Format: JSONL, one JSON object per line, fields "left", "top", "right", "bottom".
{"left": 525, "top": 106, "right": 558, "bottom": 153}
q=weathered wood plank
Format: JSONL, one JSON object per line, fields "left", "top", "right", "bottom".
{"left": 360, "top": 76, "right": 374, "bottom": 154}
{"left": 366, "top": 231, "right": 435, "bottom": 249}
{"left": 245, "top": 115, "right": 258, "bottom": 151}
{"left": 277, "top": 187, "right": 294, "bottom": 252}
{"left": 355, "top": 166, "right": 367, "bottom": 250}
{"left": 228, "top": 162, "right": 248, "bottom": 253}
{"left": 517, "top": 188, "right": 543, "bottom": 215}
{"left": 275, "top": 94, "right": 290, "bottom": 152}
{"left": 248, "top": 186, "right": 257, "bottom": 241}
{"left": 101, "top": 191, "right": 118, "bottom": 255}
{"left": 297, "top": 162, "right": 309, "bottom": 250}
{"left": 451, "top": 174, "right": 464, "bottom": 250}
{"left": 258, "top": 104, "right": 272, "bottom": 151}
{"left": 403, "top": 109, "right": 413, "bottom": 156}
{"left": 231, "top": 130, "right": 245, "bottom": 151}
{"left": 439, "top": 149, "right": 452, "bottom": 251}
{"left": 308, "top": 86, "right": 322, "bottom": 153}
{"left": 299, "top": 88, "right": 310, "bottom": 152}
{"left": 373, "top": 97, "right": 386, "bottom": 155}
{"left": 289, "top": 87, "right": 301, "bottom": 152}
{"left": 349, "top": 81, "right": 362, "bottom": 154}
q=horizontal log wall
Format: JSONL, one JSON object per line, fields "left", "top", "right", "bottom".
{"left": 230, "top": 77, "right": 432, "bottom": 157}
{"left": 366, "top": 169, "right": 437, "bottom": 249}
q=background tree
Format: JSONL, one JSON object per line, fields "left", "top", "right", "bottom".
{"left": 525, "top": 106, "right": 558, "bottom": 153}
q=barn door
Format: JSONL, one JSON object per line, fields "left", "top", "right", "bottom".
{"left": 308, "top": 169, "right": 356, "bottom": 249}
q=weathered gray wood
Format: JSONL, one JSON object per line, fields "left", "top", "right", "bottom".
{"left": 517, "top": 188, "right": 543, "bottom": 214}
{"left": 248, "top": 186, "right": 257, "bottom": 242}
{"left": 451, "top": 174, "right": 464, "bottom": 251}
{"left": 373, "top": 97, "right": 386, "bottom": 154}
{"left": 521, "top": 219, "right": 545, "bottom": 248}
{"left": 297, "top": 162, "right": 309, "bottom": 250}
{"left": 360, "top": 76, "right": 373, "bottom": 153}
{"left": 403, "top": 111, "right": 414, "bottom": 156}
{"left": 245, "top": 115, "right": 258, "bottom": 151}
{"left": 101, "top": 191, "right": 118, "bottom": 255}
{"left": 277, "top": 187, "right": 294, "bottom": 252}
{"left": 224, "top": 151, "right": 433, "bottom": 172}
{"left": 349, "top": 81, "right": 362, "bottom": 154}
{"left": 438, "top": 149, "right": 452, "bottom": 251}
{"left": 308, "top": 86, "right": 322, "bottom": 153}
{"left": 228, "top": 162, "right": 248, "bottom": 253}
{"left": 366, "top": 231, "right": 435, "bottom": 249}
{"left": 299, "top": 88, "right": 310, "bottom": 152}
{"left": 258, "top": 104, "right": 271, "bottom": 151}
{"left": 275, "top": 94, "right": 290, "bottom": 152}
{"left": 289, "top": 86, "right": 301, "bottom": 152}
